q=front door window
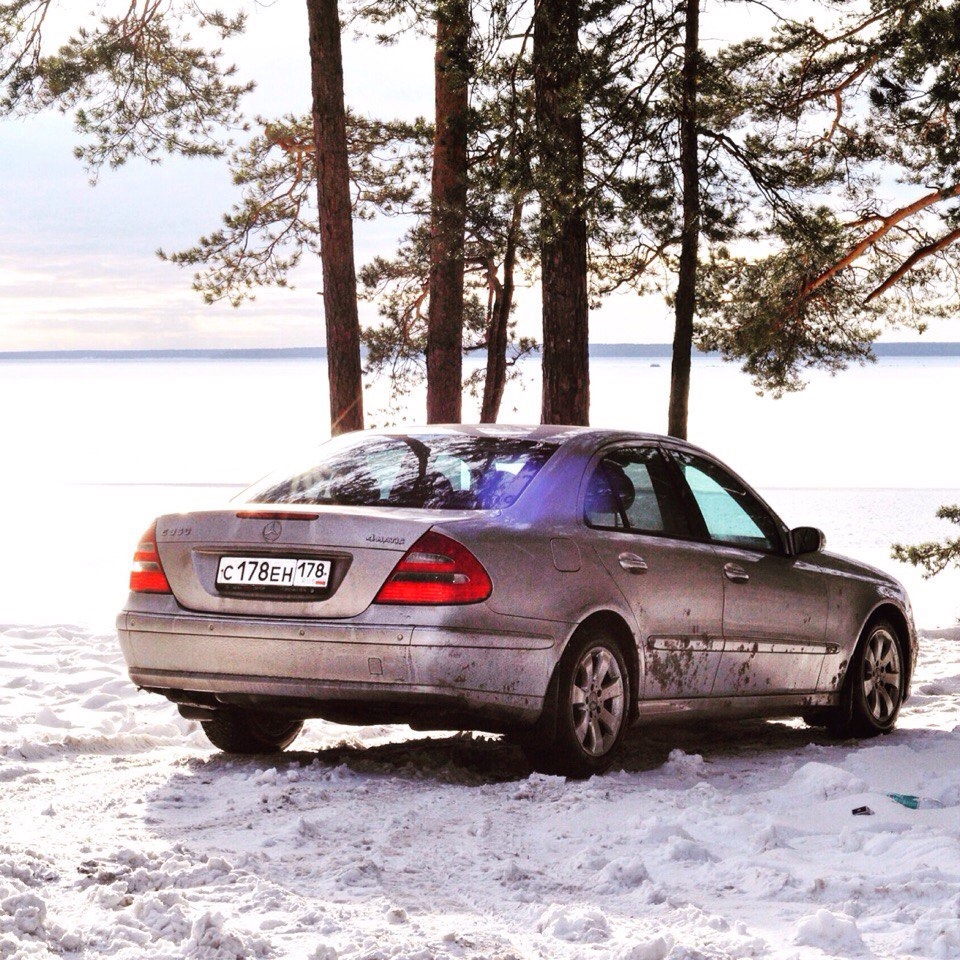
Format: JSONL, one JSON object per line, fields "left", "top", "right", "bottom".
{"left": 673, "top": 452, "right": 782, "bottom": 552}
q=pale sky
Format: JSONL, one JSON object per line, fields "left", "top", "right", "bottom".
{"left": 0, "top": 1, "right": 955, "bottom": 352}
{"left": 0, "top": 3, "right": 447, "bottom": 351}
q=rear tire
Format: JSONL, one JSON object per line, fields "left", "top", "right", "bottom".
{"left": 826, "top": 619, "right": 905, "bottom": 739}
{"left": 201, "top": 710, "right": 303, "bottom": 754}
{"left": 522, "top": 628, "right": 631, "bottom": 778}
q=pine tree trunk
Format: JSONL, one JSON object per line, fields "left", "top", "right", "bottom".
{"left": 480, "top": 199, "right": 522, "bottom": 423}
{"left": 426, "top": 0, "right": 470, "bottom": 424}
{"left": 667, "top": 0, "right": 700, "bottom": 440}
{"left": 306, "top": 0, "right": 364, "bottom": 436}
{"left": 534, "top": 0, "right": 589, "bottom": 426}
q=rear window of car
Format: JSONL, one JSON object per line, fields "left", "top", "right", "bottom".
{"left": 245, "top": 434, "right": 559, "bottom": 510}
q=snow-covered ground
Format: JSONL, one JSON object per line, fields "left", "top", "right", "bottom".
{"left": 1, "top": 624, "right": 958, "bottom": 960}
{"left": 2, "top": 356, "right": 959, "bottom": 959}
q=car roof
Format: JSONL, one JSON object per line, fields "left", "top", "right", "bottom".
{"left": 363, "top": 423, "right": 707, "bottom": 453}
{"left": 365, "top": 423, "right": 591, "bottom": 441}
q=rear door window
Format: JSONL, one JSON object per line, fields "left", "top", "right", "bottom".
{"left": 584, "top": 446, "right": 691, "bottom": 538}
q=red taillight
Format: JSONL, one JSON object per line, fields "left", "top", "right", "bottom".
{"left": 129, "top": 523, "right": 171, "bottom": 593}
{"left": 373, "top": 531, "right": 492, "bottom": 605}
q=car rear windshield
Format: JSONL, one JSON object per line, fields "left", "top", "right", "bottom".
{"left": 246, "top": 434, "right": 559, "bottom": 510}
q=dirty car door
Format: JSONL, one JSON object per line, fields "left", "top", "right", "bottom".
{"left": 582, "top": 445, "right": 724, "bottom": 699}
{"left": 669, "top": 451, "right": 828, "bottom": 695}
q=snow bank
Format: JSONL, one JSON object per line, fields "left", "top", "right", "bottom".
{"left": 538, "top": 903, "right": 611, "bottom": 942}
{"left": 780, "top": 761, "right": 868, "bottom": 799}
{"left": 0, "top": 625, "right": 958, "bottom": 959}
{"left": 794, "top": 909, "right": 866, "bottom": 953}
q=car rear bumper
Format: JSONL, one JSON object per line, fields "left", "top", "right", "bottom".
{"left": 117, "top": 608, "right": 556, "bottom": 729}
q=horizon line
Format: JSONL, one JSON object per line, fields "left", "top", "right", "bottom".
{"left": 3, "top": 341, "right": 960, "bottom": 361}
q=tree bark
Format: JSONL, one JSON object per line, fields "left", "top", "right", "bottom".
{"left": 306, "top": 0, "right": 364, "bottom": 435}
{"left": 480, "top": 199, "right": 523, "bottom": 423}
{"left": 534, "top": 0, "right": 589, "bottom": 426}
{"left": 426, "top": 0, "right": 470, "bottom": 423}
{"left": 667, "top": 0, "right": 700, "bottom": 440}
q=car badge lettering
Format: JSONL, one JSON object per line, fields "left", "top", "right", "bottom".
{"left": 366, "top": 534, "right": 406, "bottom": 546}
{"left": 161, "top": 526, "right": 193, "bottom": 539}
{"left": 262, "top": 520, "right": 282, "bottom": 542}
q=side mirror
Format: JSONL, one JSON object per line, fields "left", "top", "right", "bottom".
{"left": 791, "top": 526, "right": 826, "bottom": 555}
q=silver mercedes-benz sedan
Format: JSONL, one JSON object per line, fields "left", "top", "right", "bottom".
{"left": 117, "top": 425, "right": 917, "bottom": 777}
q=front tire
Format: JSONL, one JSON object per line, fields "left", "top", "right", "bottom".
{"left": 523, "top": 629, "right": 631, "bottom": 778}
{"left": 827, "top": 620, "right": 905, "bottom": 739}
{"left": 201, "top": 710, "right": 304, "bottom": 754}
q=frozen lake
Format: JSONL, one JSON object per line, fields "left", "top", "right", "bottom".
{"left": 1, "top": 353, "right": 958, "bottom": 627}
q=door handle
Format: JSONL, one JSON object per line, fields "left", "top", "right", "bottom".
{"left": 618, "top": 552, "right": 648, "bottom": 574}
{"left": 723, "top": 562, "right": 750, "bottom": 583}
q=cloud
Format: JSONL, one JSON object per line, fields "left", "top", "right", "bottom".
{"left": 0, "top": 246, "right": 339, "bottom": 350}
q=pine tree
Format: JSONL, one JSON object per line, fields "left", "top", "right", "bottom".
{"left": 561, "top": 0, "right": 845, "bottom": 435}
{"left": 666, "top": 0, "right": 699, "bottom": 439}
{"left": 307, "top": 0, "right": 364, "bottom": 434}
{"left": 426, "top": 0, "right": 471, "bottom": 423}
{"left": 534, "top": 0, "right": 589, "bottom": 425}
{"left": 172, "top": 0, "right": 537, "bottom": 426}
{"left": 697, "top": 1, "right": 960, "bottom": 394}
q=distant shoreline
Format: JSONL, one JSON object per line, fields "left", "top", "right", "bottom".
{"left": 2, "top": 342, "right": 960, "bottom": 361}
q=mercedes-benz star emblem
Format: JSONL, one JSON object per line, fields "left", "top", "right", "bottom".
{"left": 262, "top": 520, "right": 282, "bottom": 542}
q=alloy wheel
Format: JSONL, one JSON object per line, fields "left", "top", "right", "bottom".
{"left": 570, "top": 645, "right": 625, "bottom": 756}
{"left": 862, "top": 626, "right": 902, "bottom": 724}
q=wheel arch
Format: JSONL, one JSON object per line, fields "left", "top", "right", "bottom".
{"left": 836, "top": 601, "right": 913, "bottom": 699}
{"left": 859, "top": 602, "right": 914, "bottom": 693}
{"left": 824, "top": 600, "right": 912, "bottom": 738}
{"left": 562, "top": 609, "right": 641, "bottom": 720}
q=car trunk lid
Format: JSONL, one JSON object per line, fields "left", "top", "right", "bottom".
{"left": 154, "top": 504, "right": 471, "bottom": 618}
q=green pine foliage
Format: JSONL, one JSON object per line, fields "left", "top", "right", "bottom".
{"left": 159, "top": 112, "right": 431, "bottom": 306}
{"left": 698, "top": 1, "right": 960, "bottom": 393}
{"left": 892, "top": 506, "right": 960, "bottom": 578}
{"left": 0, "top": 2, "right": 250, "bottom": 175}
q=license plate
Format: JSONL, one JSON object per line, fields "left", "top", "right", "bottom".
{"left": 216, "top": 556, "right": 331, "bottom": 590}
